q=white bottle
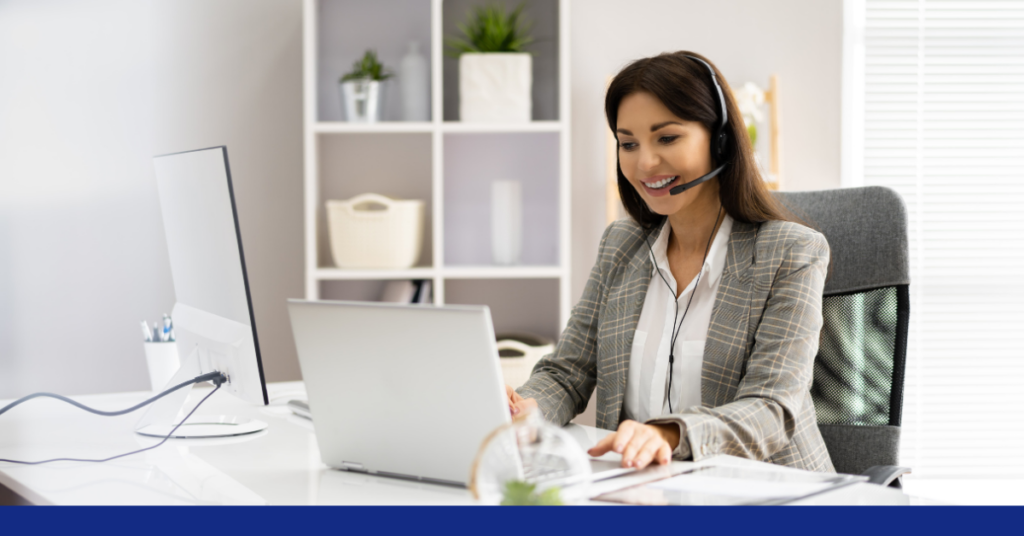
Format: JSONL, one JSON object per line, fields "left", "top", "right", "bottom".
{"left": 399, "top": 41, "right": 430, "bottom": 121}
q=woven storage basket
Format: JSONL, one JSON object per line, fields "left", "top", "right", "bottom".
{"left": 326, "top": 193, "right": 424, "bottom": 269}
{"left": 497, "top": 339, "right": 555, "bottom": 389}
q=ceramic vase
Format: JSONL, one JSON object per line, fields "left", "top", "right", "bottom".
{"left": 400, "top": 41, "right": 430, "bottom": 121}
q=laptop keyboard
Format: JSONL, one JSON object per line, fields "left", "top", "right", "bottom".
{"left": 522, "top": 452, "right": 573, "bottom": 483}
{"left": 288, "top": 398, "right": 600, "bottom": 486}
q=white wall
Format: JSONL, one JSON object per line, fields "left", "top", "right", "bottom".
{"left": 0, "top": 0, "right": 304, "bottom": 398}
{"left": 0, "top": 0, "right": 168, "bottom": 397}
{"left": 569, "top": 0, "right": 842, "bottom": 300}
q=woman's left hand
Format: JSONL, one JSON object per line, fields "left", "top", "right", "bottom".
{"left": 587, "top": 420, "right": 680, "bottom": 469}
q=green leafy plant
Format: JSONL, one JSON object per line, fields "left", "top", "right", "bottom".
{"left": 500, "top": 480, "right": 562, "bottom": 506}
{"left": 445, "top": 2, "right": 534, "bottom": 58}
{"left": 340, "top": 49, "right": 393, "bottom": 83}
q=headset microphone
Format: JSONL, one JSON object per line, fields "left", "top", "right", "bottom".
{"left": 668, "top": 55, "right": 730, "bottom": 197}
{"left": 668, "top": 164, "right": 725, "bottom": 196}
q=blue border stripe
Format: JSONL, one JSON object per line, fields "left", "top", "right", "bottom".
{"left": 1, "top": 505, "right": 1017, "bottom": 534}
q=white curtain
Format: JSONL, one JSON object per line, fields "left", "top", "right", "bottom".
{"left": 844, "top": 0, "right": 1024, "bottom": 478}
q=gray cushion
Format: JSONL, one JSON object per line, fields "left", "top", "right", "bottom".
{"left": 818, "top": 424, "right": 900, "bottom": 475}
{"left": 774, "top": 187, "right": 909, "bottom": 295}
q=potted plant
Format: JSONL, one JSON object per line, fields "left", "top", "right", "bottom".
{"left": 339, "top": 49, "right": 393, "bottom": 123}
{"left": 446, "top": 2, "right": 534, "bottom": 123}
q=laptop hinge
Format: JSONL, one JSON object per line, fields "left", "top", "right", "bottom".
{"left": 341, "top": 461, "right": 366, "bottom": 472}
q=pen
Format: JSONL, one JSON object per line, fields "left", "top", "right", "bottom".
{"left": 153, "top": 322, "right": 161, "bottom": 343}
{"left": 141, "top": 320, "right": 152, "bottom": 342}
{"left": 162, "top": 314, "right": 172, "bottom": 342}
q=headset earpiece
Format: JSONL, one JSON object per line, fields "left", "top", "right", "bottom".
{"left": 714, "top": 130, "right": 728, "bottom": 163}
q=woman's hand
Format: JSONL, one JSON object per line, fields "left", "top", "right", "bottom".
{"left": 587, "top": 420, "right": 680, "bottom": 469}
{"left": 505, "top": 385, "right": 538, "bottom": 417}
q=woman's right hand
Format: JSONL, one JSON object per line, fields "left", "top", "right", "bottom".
{"left": 505, "top": 385, "right": 538, "bottom": 417}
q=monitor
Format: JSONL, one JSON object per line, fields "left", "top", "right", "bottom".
{"left": 135, "top": 146, "right": 269, "bottom": 438}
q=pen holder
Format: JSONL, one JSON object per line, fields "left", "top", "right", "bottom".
{"left": 144, "top": 342, "right": 180, "bottom": 393}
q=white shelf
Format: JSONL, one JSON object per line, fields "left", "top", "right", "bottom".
{"left": 313, "top": 266, "right": 563, "bottom": 281}
{"left": 314, "top": 122, "right": 433, "bottom": 133}
{"left": 442, "top": 266, "right": 564, "bottom": 279}
{"left": 312, "top": 120, "right": 564, "bottom": 134}
{"left": 314, "top": 267, "right": 436, "bottom": 280}
{"left": 441, "top": 121, "right": 563, "bottom": 133}
{"left": 304, "top": 0, "right": 572, "bottom": 339}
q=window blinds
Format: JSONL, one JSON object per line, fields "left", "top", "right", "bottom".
{"left": 848, "top": 0, "right": 1024, "bottom": 477}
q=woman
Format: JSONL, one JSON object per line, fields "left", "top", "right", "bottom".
{"left": 509, "top": 51, "right": 834, "bottom": 473}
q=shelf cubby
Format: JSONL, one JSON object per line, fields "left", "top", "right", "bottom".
{"left": 441, "top": 0, "right": 561, "bottom": 122}
{"left": 443, "top": 132, "right": 560, "bottom": 267}
{"left": 444, "top": 278, "right": 562, "bottom": 342}
{"left": 316, "top": 132, "right": 434, "bottom": 270}
{"left": 319, "top": 280, "right": 392, "bottom": 302}
{"left": 316, "top": 0, "right": 433, "bottom": 122}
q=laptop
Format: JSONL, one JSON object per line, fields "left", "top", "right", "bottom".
{"left": 286, "top": 299, "right": 512, "bottom": 486}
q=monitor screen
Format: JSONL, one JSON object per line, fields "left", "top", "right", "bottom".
{"left": 150, "top": 146, "right": 268, "bottom": 406}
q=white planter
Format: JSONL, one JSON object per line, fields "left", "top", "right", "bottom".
{"left": 326, "top": 193, "right": 424, "bottom": 269}
{"left": 459, "top": 53, "right": 531, "bottom": 123}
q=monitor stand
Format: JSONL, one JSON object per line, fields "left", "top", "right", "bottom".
{"left": 135, "top": 349, "right": 267, "bottom": 439}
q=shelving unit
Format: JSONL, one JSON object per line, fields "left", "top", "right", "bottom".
{"left": 303, "top": 0, "right": 571, "bottom": 341}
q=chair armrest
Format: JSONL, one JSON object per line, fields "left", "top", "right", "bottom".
{"left": 862, "top": 465, "right": 911, "bottom": 488}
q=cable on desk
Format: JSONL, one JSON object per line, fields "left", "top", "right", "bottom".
{"left": 0, "top": 371, "right": 225, "bottom": 418}
{"left": 0, "top": 381, "right": 223, "bottom": 465}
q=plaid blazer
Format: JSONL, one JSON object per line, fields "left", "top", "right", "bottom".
{"left": 517, "top": 218, "right": 835, "bottom": 473}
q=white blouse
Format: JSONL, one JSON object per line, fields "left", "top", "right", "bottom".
{"left": 623, "top": 214, "right": 733, "bottom": 432}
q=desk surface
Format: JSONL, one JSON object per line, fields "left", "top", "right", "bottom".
{"left": 0, "top": 382, "right": 923, "bottom": 506}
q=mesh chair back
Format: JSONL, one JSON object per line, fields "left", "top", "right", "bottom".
{"left": 816, "top": 286, "right": 908, "bottom": 426}
{"left": 774, "top": 187, "right": 910, "bottom": 474}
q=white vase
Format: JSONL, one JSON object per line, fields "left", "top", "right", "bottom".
{"left": 399, "top": 41, "right": 429, "bottom": 121}
{"left": 459, "top": 53, "right": 531, "bottom": 123}
{"left": 491, "top": 180, "right": 522, "bottom": 265}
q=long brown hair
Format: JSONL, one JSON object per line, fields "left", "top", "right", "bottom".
{"left": 605, "top": 51, "right": 791, "bottom": 230}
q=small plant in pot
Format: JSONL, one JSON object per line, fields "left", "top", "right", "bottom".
{"left": 339, "top": 49, "right": 394, "bottom": 123}
{"left": 446, "top": 2, "right": 535, "bottom": 123}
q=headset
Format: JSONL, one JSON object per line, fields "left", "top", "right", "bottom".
{"left": 667, "top": 55, "right": 730, "bottom": 196}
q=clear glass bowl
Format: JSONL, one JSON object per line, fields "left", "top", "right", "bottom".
{"left": 470, "top": 409, "right": 592, "bottom": 505}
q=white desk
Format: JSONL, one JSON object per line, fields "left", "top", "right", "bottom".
{"left": 0, "top": 382, "right": 924, "bottom": 505}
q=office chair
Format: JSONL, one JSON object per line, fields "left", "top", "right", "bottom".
{"left": 774, "top": 186, "right": 912, "bottom": 488}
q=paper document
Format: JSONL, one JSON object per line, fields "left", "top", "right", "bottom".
{"left": 648, "top": 471, "right": 834, "bottom": 499}
{"left": 594, "top": 464, "right": 862, "bottom": 506}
